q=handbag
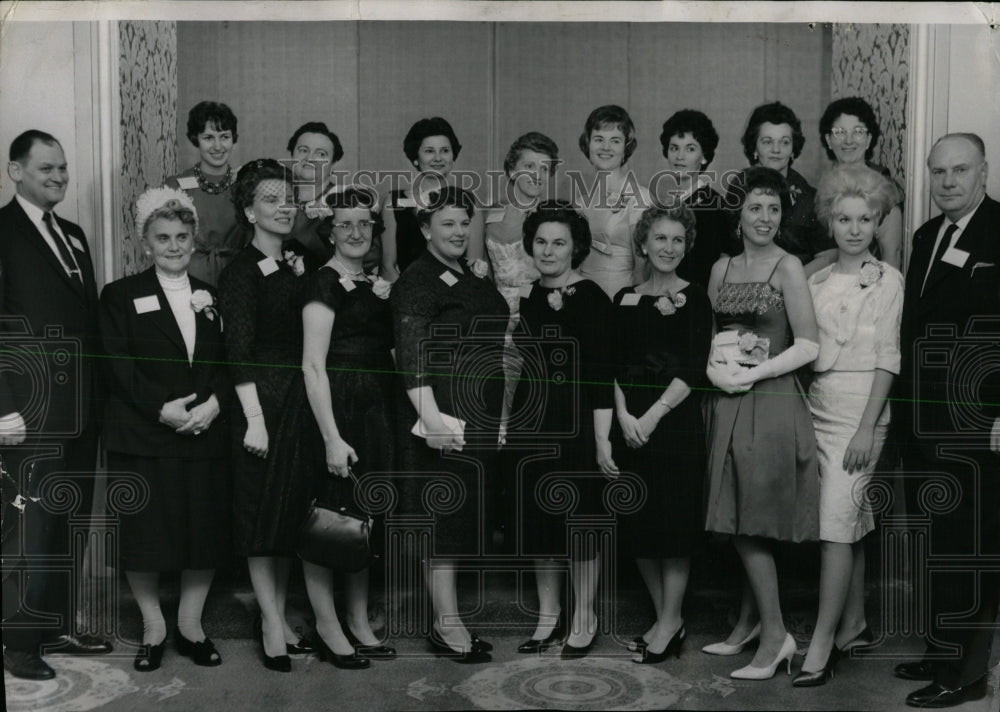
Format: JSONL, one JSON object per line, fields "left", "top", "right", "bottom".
{"left": 296, "top": 469, "right": 374, "bottom": 573}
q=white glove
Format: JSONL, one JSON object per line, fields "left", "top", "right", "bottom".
{"left": 735, "top": 338, "right": 819, "bottom": 388}
{"left": 707, "top": 360, "right": 751, "bottom": 394}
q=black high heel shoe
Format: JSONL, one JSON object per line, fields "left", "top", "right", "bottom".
{"left": 837, "top": 625, "right": 874, "bottom": 654}
{"left": 470, "top": 634, "right": 493, "bottom": 653}
{"left": 133, "top": 641, "right": 165, "bottom": 672}
{"left": 255, "top": 616, "right": 291, "bottom": 672}
{"left": 633, "top": 626, "right": 685, "bottom": 664}
{"left": 428, "top": 628, "right": 492, "bottom": 664}
{"left": 626, "top": 635, "right": 650, "bottom": 653}
{"left": 315, "top": 634, "right": 371, "bottom": 669}
{"left": 792, "top": 646, "right": 841, "bottom": 687}
{"left": 174, "top": 628, "right": 222, "bottom": 667}
{"left": 343, "top": 625, "right": 396, "bottom": 660}
{"left": 254, "top": 614, "right": 314, "bottom": 655}
{"left": 560, "top": 619, "right": 598, "bottom": 661}
{"left": 518, "top": 612, "right": 567, "bottom": 654}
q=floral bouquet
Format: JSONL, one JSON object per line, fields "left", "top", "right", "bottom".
{"left": 710, "top": 329, "right": 770, "bottom": 369}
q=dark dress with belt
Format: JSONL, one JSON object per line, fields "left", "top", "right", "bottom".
{"left": 510, "top": 279, "right": 614, "bottom": 559}
{"left": 612, "top": 284, "right": 712, "bottom": 559}
{"left": 391, "top": 249, "right": 508, "bottom": 556}
{"left": 274, "top": 266, "right": 396, "bottom": 548}
{"left": 99, "top": 268, "right": 232, "bottom": 571}
{"left": 218, "top": 241, "right": 315, "bottom": 556}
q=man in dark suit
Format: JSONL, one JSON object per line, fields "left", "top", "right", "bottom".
{"left": 896, "top": 133, "right": 1000, "bottom": 708}
{"left": 1, "top": 130, "right": 112, "bottom": 679}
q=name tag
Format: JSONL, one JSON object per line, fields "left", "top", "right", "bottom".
{"left": 133, "top": 295, "right": 161, "bottom": 314}
{"left": 942, "top": 245, "right": 969, "bottom": 268}
{"left": 257, "top": 257, "right": 279, "bottom": 276}
{"left": 620, "top": 292, "right": 641, "bottom": 306}
{"left": 176, "top": 176, "right": 199, "bottom": 190}
{"left": 68, "top": 236, "right": 85, "bottom": 252}
{"left": 590, "top": 239, "right": 612, "bottom": 255}
{"left": 439, "top": 271, "right": 458, "bottom": 287}
{"left": 339, "top": 276, "right": 356, "bottom": 292}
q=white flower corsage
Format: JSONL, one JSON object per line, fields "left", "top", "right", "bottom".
{"left": 282, "top": 250, "right": 306, "bottom": 277}
{"left": 190, "top": 289, "right": 220, "bottom": 323}
{"left": 370, "top": 274, "right": 392, "bottom": 300}
{"left": 546, "top": 285, "right": 576, "bottom": 312}
{"left": 788, "top": 183, "right": 803, "bottom": 206}
{"left": 654, "top": 296, "right": 676, "bottom": 315}
{"left": 469, "top": 258, "right": 489, "bottom": 279}
{"left": 654, "top": 291, "right": 686, "bottom": 315}
{"left": 858, "top": 259, "right": 883, "bottom": 289}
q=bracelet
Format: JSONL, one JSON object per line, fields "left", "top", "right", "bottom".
{"left": 243, "top": 406, "right": 263, "bottom": 419}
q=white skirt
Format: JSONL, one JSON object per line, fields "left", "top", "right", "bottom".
{"left": 808, "top": 370, "right": 890, "bottom": 543}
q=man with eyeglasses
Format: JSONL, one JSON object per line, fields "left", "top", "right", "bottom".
{"left": 896, "top": 132, "right": 1000, "bottom": 708}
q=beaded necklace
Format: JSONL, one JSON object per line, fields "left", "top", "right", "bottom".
{"left": 193, "top": 162, "right": 234, "bottom": 195}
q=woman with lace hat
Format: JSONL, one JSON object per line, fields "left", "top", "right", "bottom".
{"left": 99, "top": 187, "right": 232, "bottom": 672}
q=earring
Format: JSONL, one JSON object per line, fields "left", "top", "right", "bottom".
{"left": 737, "top": 224, "right": 743, "bottom": 240}
{"left": 249, "top": 216, "right": 256, "bottom": 224}
{"left": 641, "top": 249, "right": 647, "bottom": 256}
{"left": 753, "top": 151, "right": 758, "bottom": 162}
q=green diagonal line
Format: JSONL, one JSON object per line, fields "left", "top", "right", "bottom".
{"left": 1, "top": 347, "right": 998, "bottom": 409}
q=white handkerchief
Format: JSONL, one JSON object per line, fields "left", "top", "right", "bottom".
{"left": 439, "top": 271, "right": 458, "bottom": 287}
{"left": 68, "top": 236, "right": 85, "bottom": 252}
{"left": 257, "top": 257, "right": 279, "bottom": 276}
{"left": 411, "top": 413, "right": 466, "bottom": 439}
{"left": 176, "top": 176, "right": 199, "bottom": 190}
{"left": 340, "top": 276, "right": 357, "bottom": 292}
{"left": 941, "top": 246, "right": 969, "bottom": 268}
{"left": 133, "top": 295, "right": 161, "bottom": 314}
{"left": 620, "top": 292, "right": 641, "bottom": 306}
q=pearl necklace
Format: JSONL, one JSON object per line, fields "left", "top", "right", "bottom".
{"left": 331, "top": 256, "right": 364, "bottom": 279}
{"left": 157, "top": 271, "right": 190, "bottom": 291}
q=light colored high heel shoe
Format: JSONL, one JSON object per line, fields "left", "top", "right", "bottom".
{"left": 729, "top": 633, "right": 797, "bottom": 680}
{"left": 701, "top": 622, "right": 762, "bottom": 656}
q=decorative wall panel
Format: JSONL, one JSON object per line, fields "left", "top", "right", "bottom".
{"left": 119, "top": 20, "right": 178, "bottom": 276}
{"left": 832, "top": 23, "right": 909, "bottom": 183}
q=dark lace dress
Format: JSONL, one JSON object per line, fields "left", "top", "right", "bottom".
{"left": 510, "top": 279, "right": 614, "bottom": 559}
{"left": 704, "top": 258, "right": 819, "bottom": 542}
{"left": 391, "top": 250, "right": 509, "bottom": 556}
{"left": 217, "top": 241, "right": 314, "bottom": 556}
{"left": 612, "top": 284, "right": 712, "bottom": 559}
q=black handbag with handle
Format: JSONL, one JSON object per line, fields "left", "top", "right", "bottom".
{"left": 296, "top": 469, "right": 374, "bottom": 573}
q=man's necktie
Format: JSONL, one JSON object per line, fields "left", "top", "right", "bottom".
{"left": 922, "top": 222, "right": 958, "bottom": 295}
{"left": 42, "top": 211, "right": 81, "bottom": 283}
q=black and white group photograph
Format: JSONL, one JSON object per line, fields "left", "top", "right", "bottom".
{"left": 0, "top": 1, "right": 998, "bottom": 711}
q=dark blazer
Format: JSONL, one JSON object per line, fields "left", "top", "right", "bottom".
{"left": 900, "top": 194, "right": 1000, "bottom": 453}
{"left": 99, "top": 267, "right": 230, "bottom": 458}
{"left": 0, "top": 197, "right": 100, "bottom": 436}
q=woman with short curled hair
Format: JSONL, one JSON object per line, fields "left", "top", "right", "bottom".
{"left": 218, "top": 159, "right": 317, "bottom": 672}
{"left": 702, "top": 166, "right": 820, "bottom": 680}
{"left": 165, "top": 101, "right": 246, "bottom": 286}
{"left": 727, "top": 101, "right": 825, "bottom": 267}
{"left": 574, "top": 105, "right": 651, "bottom": 297}
{"left": 100, "top": 187, "right": 231, "bottom": 672}
{"left": 285, "top": 121, "right": 347, "bottom": 265}
{"left": 793, "top": 163, "right": 903, "bottom": 687}
{"left": 510, "top": 201, "right": 617, "bottom": 660}
{"left": 612, "top": 204, "right": 712, "bottom": 663}
{"left": 391, "top": 186, "right": 508, "bottom": 664}
{"left": 817, "top": 97, "right": 903, "bottom": 270}
{"left": 657, "top": 109, "right": 729, "bottom": 287}
{"left": 382, "top": 117, "right": 484, "bottom": 280}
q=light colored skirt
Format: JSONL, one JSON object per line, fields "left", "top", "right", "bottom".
{"left": 808, "top": 370, "right": 889, "bottom": 543}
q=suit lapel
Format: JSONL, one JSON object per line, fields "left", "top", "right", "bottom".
{"left": 135, "top": 269, "right": 189, "bottom": 359}
{"left": 921, "top": 203, "right": 990, "bottom": 299}
{"left": 10, "top": 200, "right": 87, "bottom": 299}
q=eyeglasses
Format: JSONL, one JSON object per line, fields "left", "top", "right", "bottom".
{"left": 332, "top": 220, "right": 375, "bottom": 233}
{"left": 829, "top": 127, "right": 870, "bottom": 141}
